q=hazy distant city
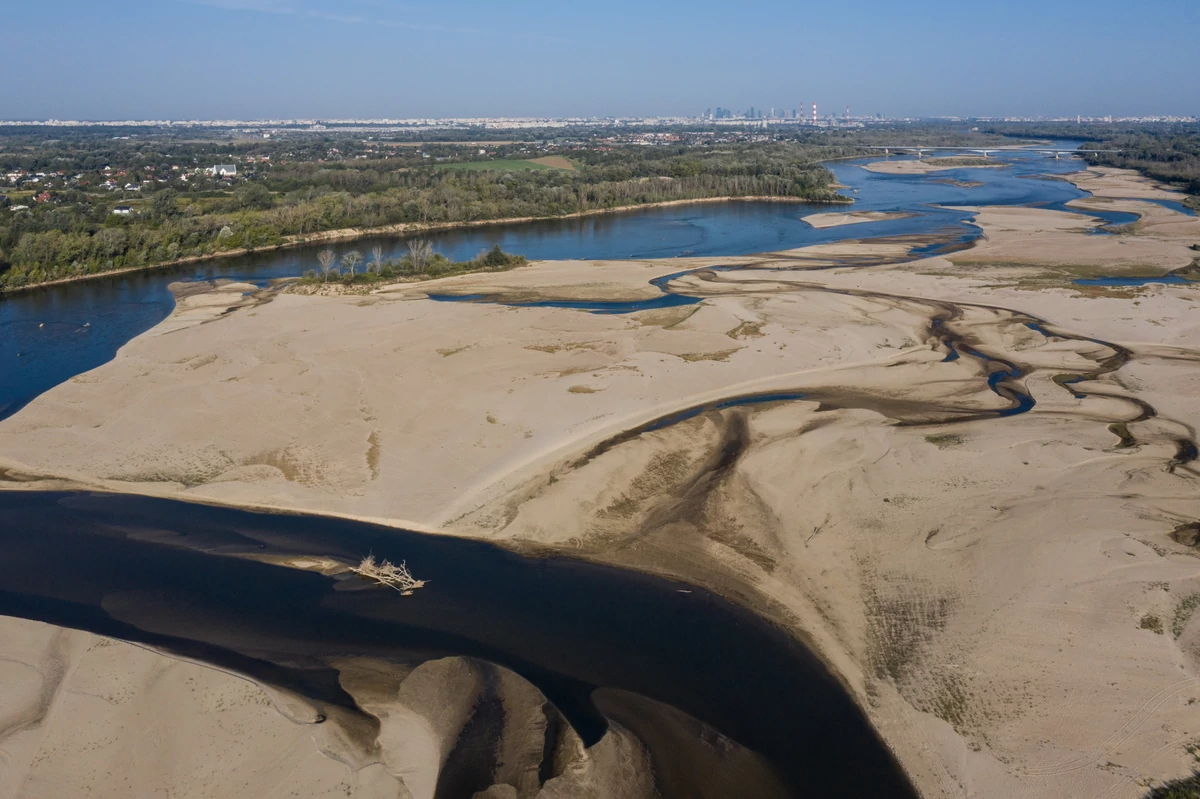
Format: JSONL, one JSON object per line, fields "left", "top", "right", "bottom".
{"left": 2, "top": 111, "right": 1196, "bottom": 130}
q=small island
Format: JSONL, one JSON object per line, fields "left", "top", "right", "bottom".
{"left": 802, "top": 210, "right": 917, "bottom": 228}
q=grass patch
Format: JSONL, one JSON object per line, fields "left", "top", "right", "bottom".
{"left": 435, "top": 159, "right": 560, "bottom": 172}
{"left": 567, "top": 385, "right": 602, "bottom": 394}
{"left": 366, "top": 431, "right": 381, "bottom": 480}
{"left": 678, "top": 349, "right": 739, "bottom": 362}
{"left": 1140, "top": 613, "right": 1164, "bottom": 634}
{"left": 437, "top": 345, "right": 470, "bottom": 357}
{"left": 526, "top": 155, "right": 577, "bottom": 170}
{"left": 1172, "top": 593, "right": 1200, "bottom": 639}
{"left": 727, "top": 321, "right": 765, "bottom": 340}
{"left": 925, "top": 433, "right": 966, "bottom": 449}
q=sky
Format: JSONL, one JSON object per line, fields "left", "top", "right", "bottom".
{"left": 3, "top": 0, "right": 1198, "bottom": 120}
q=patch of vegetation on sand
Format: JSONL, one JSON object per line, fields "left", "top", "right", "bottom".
{"left": 678, "top": 349, "right": 739, "bottom": 362}
{"left": 925, "top": 433, "right": 966, "bottom": 449}
{"left": 1172, "top": 593, "right": 1200, "bottom": 638}
{"left": 1169, "top": 522, "right": 1200, "bottom": 549}
{"left": 567, "top": 385, "right": 602, "bottom": 394}
{"left": 366, "top": 431, "right": 381, "bottom": 479}
{"left": 437, "top": 345, "right": 471, "bottom": 357}
{"left": 1142, "top": 771, "right": 1200, "bottom": 799}
{"left": 727, "top": 321, "right": 765, "bottom": 339}
{"left": 1140, "top": 613, "right": 1164, "bottom": 634}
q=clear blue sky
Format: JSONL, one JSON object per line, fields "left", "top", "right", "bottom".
{"left": 4, "top": 0, "right": 1198, "bottom": 120}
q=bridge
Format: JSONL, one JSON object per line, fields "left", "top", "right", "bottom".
{"left": 863, "top": 145, "right": 1122, "bottom": 160}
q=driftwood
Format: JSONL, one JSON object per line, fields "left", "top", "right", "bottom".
{"left": 350, "top": 554, "right": 427, "bottom": 596}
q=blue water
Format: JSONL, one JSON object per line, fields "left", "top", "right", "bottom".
{"left": 1073, "top": 274, "right": 1192, "bottom": 287}
{"left": 1133, "top": 198, "right": 1197, "bottom": 217}
{"left": 0, "top": 144, "right": 1146, "bottom": 421}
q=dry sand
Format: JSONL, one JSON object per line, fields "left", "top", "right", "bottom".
{"left": 1, "top": 166, "right": 1199, "bottom": 798}
{"left": 863, "top": 158, "right": 1008, "bottom": 175}
{"left": 802, "top": 210, "right": 916, "bottom": 228}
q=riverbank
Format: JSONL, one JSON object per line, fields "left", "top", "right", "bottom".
{"left": 0, "top": 193, "right": 852, "bottom": 297}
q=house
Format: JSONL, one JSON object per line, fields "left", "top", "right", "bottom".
{"left": 208, "top": 164, "right": 237, "bottom": 177}
{"left": 112, "top": 206, "right": 133, "bottom": 216}
{"left": 34, "top": 191, "right": 52, "bottom": 204}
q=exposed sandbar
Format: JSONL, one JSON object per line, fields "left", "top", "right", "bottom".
{"left": 3, "top": 179, "right": 1200, "bottom": 799}
{"left": 802, "top": 210, "right": 916, "bottom": 228}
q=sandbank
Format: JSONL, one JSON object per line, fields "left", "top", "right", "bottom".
{"left": 863, "top": 158, "right": 1008, "bottom": 175}
{"left": 2, "top": 173, "right": 1200, "bottom": 798}
{"left": 802, "top": 210, "right": 916, "bottom": 228}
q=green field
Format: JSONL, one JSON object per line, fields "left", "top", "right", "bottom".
{"left": 436, "top": 158, "right": 566, "bottom": 172}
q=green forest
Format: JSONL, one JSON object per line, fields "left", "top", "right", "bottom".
{"left": 0, "top": 132, "right": 855, "bottom": 291}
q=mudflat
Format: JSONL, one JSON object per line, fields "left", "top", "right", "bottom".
{"left": 1, "top": 166, "right": 1199, "bottom": 798}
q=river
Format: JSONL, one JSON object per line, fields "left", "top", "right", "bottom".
{"left": 0, "top": 146, "right": 1142, "bottom": 798}
{"left": 1, "top": 144, "right": 1124, "bottom": 421}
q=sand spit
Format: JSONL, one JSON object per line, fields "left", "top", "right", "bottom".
{"left": 1, "top": 167, "right": 1200, "bottom": 798}
{"left": 802, "top": 210, "right": 917, "bottom": 228}
{"left": 863, "top": 158, "right": 1008, "bottom": 175}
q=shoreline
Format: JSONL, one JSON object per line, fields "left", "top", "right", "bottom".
{"left": 0, "top": 193, "right": 851, "bottom": 297}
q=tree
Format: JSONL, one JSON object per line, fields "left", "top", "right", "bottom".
{"left": 341, "top": 249, "right": 362, "bottom": 277}
{"left": 370, "top": 244, "right": 384, "bottom": 274}
{"left": 150, "top": 189, "right": 179, "bottom": 221}
{"left": 234, "top": 183, "right": 274, "bottom": 211}
{"left": 406, "top": 238, "right": 433, "bottom": 273}
{"left": 317, "top": 249, "right": 336, "bottom": 281}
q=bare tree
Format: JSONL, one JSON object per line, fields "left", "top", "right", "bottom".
{"left": 341, "top": 249, "right": 362, "bottom": 277}
{"left": 370, "top": 245, "right": 384, "bottom": 274}
{"left": 406, "top": 238, "right": 433, "bottom": 274}
{"left": 350, "top": 554, "right": 426, "bottom": 596}
{"left": 317, "top": 249, "right": 336, "bottom": 282}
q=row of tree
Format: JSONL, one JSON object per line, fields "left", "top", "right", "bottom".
{"left": 1, "top": 140, "right": 851, "bottom": 290}
{"left": 304, "top": 242, "right": 526, "bottom": 285}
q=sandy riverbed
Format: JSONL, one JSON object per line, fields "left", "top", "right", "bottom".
{"left": 863, "top": 158, "right": 1009, "bottom": 175}
{"left": 1, "top": 166, "right": 1198, "bottom": 799}
{"left": 802, "top": 210, "right": 917, "bottom": 228}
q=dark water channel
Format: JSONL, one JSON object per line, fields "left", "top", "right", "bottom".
{"left": 0, "top": 491, "right": 917, "bottom": 798}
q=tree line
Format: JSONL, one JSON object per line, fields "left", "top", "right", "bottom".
{"left": 1, "top": 140, "right": 852, "bottom": 291}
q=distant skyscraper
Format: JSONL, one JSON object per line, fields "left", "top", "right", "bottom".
{"left": 812, "top": 102, "right": 817, "bottom": 125}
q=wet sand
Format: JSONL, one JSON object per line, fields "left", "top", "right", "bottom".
{"left": 1, "top": 166, "right": 1199, "bottom": 798}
